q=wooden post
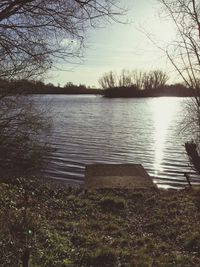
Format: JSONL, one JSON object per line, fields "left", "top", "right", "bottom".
{"left": 184, "top": 172, "right": 192, "bottom": 187}
{"left": 22, "top": 248, "right": 30, "bottom": 267}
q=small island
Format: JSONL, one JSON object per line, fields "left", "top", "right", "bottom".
{"left": 1, "top": 0, "right": 200, "bottom": 266}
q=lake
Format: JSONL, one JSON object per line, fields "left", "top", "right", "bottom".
{"left": 34, "top": 95, "right": 199, "bottom": 188}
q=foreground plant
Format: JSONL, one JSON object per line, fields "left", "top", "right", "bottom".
{"left": 1, "top": 180, "right": 200, "bottom": 267}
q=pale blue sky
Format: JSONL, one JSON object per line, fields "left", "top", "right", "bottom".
{"left": 46, "top": 0, "right": 178, "bottom": 87}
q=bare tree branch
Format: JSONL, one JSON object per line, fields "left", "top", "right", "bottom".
{"left": 0, "top": 0, "right": 125, "bottom": 79}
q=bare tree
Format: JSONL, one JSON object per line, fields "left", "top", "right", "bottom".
{"left": 159, "top": 0, "right": 200, "bottom": 178}
{"left": 0, "top": 1, "right": 125, "bottom": 181}
{"left": 0, "top": 0, "right": 124, "bottom": 79}
{"left": 98, "top": 71, "right": 118, "bottom": 89}
{"left": 159, "top": 0, "right": 200, "bottom": 94}
{"left": 118, "top": 69, "right": 133, "bottom": 87}
{"left": 132, "top": 70, "right": 144, "bottom": 89}
{"left": 0, "top": 91, "right": 52, "bottom": 180}
{"left": 99, "top": 69, "right": 168, "bottom": 89}
{"left": 142, "top": 70, "right": 169, "bottom": 90}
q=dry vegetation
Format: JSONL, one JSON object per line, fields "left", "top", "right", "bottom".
{"left": 1, "top": 179, "right": 200, "bottom": 266}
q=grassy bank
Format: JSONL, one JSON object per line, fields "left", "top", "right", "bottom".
{"left": 1, "top": 178, "right": 200, "bottom": 266}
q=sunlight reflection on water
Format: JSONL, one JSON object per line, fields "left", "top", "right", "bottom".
{"left": 152, "top": 98, "right": 180, "bottom": 177}
{"left": 33, "top": 95, "right": 199, "bottom": 188}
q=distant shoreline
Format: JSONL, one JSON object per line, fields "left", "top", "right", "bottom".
{"left": 1, "top": 79, "right": 198, "bottom": 97}
{"left": 103, "top": 86, "right": 197, "bottom": 98}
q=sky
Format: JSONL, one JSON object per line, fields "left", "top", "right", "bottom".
{"left": 46, "top": 0, "right": 178, "bottom": 88}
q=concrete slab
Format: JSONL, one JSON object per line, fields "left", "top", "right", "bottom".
{"left": 85, "top": 164, "right": 156, "bottom": 190}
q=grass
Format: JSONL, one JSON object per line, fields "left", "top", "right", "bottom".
{"left": 1, "top": 178, "right": 200, "bottom": 266}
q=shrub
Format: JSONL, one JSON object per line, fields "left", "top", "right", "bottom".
{"left": 88, "top": 247, "right": 117, "bottom": 267}
{"left": 0, "top": 94, "right": 52, "bottom": 182}
{"left": 99, "top": 196, "right": 126, "bottom": 211}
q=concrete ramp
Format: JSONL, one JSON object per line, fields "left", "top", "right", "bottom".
{"left": 85, "top": 164, "right": 155, "bottom": 190}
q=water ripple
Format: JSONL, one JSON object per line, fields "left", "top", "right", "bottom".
{"left": 33, "top": 95, "right": 200, "bottom": 188}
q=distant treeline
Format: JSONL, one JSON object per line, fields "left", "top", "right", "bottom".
{"left": 103, "top": 84, "right": 196, "bottom": 98}
{"left": 0, "top": 79, "right": 102, "bottom": 95}
{"left": 0, "top": 71, "right": 198, "bottom": 97}
{"left": 99, "top": 69, "right": 197, "bottom": 97}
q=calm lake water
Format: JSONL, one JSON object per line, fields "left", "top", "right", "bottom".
{"left": 34, "top": 95, "right": 199, "bottom": 188}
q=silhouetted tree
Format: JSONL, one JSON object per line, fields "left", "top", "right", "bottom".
{"left": 0, "top": 94, "right": 51, "bottom": 180}
{"left": 142, "top": 70, "right": 169, "bottom": 90}
{"left": 98, "top": 71, "right": 118, "bottom": 89}
{"left": 0, "top": 0, "right": 124, "bottom": 182}
{"left": 99, "top": 69, "right": 168, "bottom": 90}
{"left": 132, "top": 70, "right": 144, "bottom": 90}
{"left": 118, "top": 69, "right": 133, "bottom": 87}
{"left": 159, "top": 0, "right": 200, "bottom": 93}
{"left": 0, "top": 0, "right": 124, "bottom": 79}
{"left": 159, "top": 0, "right": 200, "bottom": 179}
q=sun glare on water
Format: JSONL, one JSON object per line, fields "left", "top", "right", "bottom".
{"left": 152, "top": 98, "right": 180, "bottom": 177}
